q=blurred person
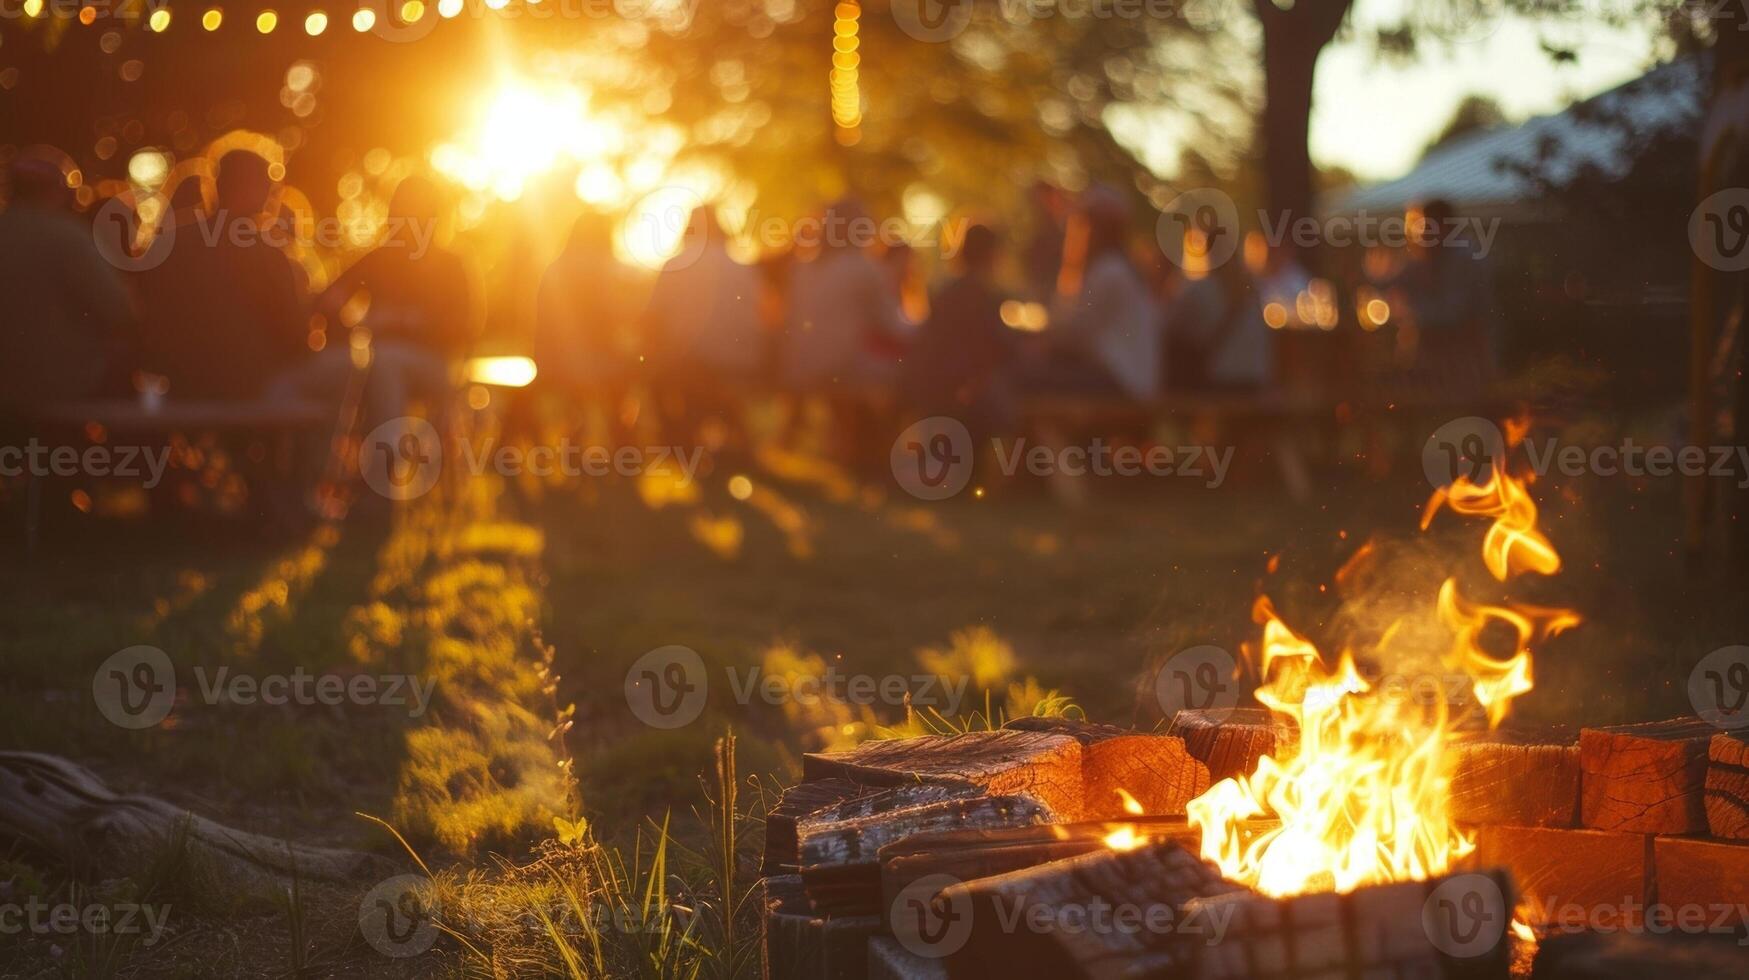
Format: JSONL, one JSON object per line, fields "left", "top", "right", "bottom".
{"left": 1024, "top": 186, "right": 1160, "bottom": 402}
{"left": 1388, "top": 198, "right": 1498, "bottom": 391}
{"left": 137, "top": 149, "right": 306, "bottom": 400}
{"left": 1163, "top": 237, "right": 1275, "bottom": 393}
{"left": 0, "top": 151, "right": 132, "bottom": 411}
{"left": 534, "top": 210, "right": 645, "bottom": 437}
{"left": 644, "top": 207, "right": 763, "bottom": 445}
{"left": 1023, "top": 181, "right": 1069, "bottom": 302}
{"left": 901, "top": 223, "right": 1017, "bottom": 437}
{"left": 782, "top": 197, "right": 906, "bottom": 391}
{"left": 274, "top": 175, "right": 478, "bottom": 428}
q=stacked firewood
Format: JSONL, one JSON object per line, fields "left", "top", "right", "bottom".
{"left": 757, "top": 713, "right": 1749, "bottom": 980}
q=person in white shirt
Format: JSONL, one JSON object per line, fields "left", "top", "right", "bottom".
{"left": 782, "top": 198, "right": 906, "bottom": 392}
{"left": 1022, "top": 187, "right": 1161, "bottom": 402}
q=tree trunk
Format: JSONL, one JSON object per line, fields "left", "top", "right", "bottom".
{"left": 1255, "top": 0, "right": 1353, "bottom": 271}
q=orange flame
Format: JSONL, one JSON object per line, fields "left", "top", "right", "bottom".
{"left": 1189, "top": 440, "right": 1576, "bottom": 897}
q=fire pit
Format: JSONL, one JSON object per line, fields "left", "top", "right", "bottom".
{"left": 755, "top": 449, "right": 1749, "bottom": 979}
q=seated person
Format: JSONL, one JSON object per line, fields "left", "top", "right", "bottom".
{"left": 1164, "top": 247, "right": 1274, "bottom": 393}
{"left": 1024, "top": 187, "right": 1161, "bottom": 402}
{"left": 136, "top": 149, "right": 307, "bottom": 400}
{"left": 271, "top": 176, "right": 477, "bottom": 430}
{"left": 782, "top": 198, "right": 906, "bottom": 392}
{"left": 901, "top": 223, "right": 1017, "bottom": 437}
{"left": 0, "top": 151, "right": 132, "bottom": 413}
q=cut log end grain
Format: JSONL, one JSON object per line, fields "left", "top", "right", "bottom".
{"left": 804, "top": 730, "right": 1085, "bottom": 822}
{"left": 1003, "top": 717, "right": 1212, "bottom": 817}
{"left": 1167, "top": 707, "right": 1293, "bottom": 784}
{"left": 1704, "top": 731, "right": 1749, "bottom": 840}
{"left": 1579, "top": 717, "right": 1715, "bottom": 835}
{"left": 1450, "top": 726, "right": 1580, "bottom": 828}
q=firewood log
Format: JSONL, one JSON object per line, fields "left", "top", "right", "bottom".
{"left": 1579, "top": 717, "right": 1716, "bottom": 834}
{"left": 764, "top": 780, "right": 977, "bottom": 874}
{"left": 1529, "top": 930, "right": 1749, "bottom": 980}
{"left": 1189, "top": 868, "right": 1516, "bottom": 980}
{"left": 1705, "top": 731, "right": 1749, "bottom": 840}
{"left": 935, "top": 840, "right": 1252, "bottom": 980}
{"left": 761, "top": 874, "right": 880, "bottom": 980}
{"left": 0, "top": 751, "right": 379, "bottom": 896}
{"left": 800, "top": 795, "right": 1052, "bottom": 916}
{"left": 1006, "top": 717, "right": 1211, "bottom": 817}
{"left": 867, "top": 936, "right": 948, "bottom": 980}
{"left": 879, "top": 816, "right": 1278, "bottom": 930}
{"left": 1167, "top": 707, "right": 1294, "bottom": 783}
{"left": 1450, "top": 725, "right": 1580, "bottom": 828}
{"left": 803, "top": 730, "right": 1084, "bottom": 821}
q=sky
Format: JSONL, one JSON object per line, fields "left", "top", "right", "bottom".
{"left": 1312, "top": 0, "right": 1670, "bottom": 181}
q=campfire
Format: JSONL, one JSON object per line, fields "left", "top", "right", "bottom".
{"left": 1188, "top": 432, "right": 1577, "bottom": 902}
{"left": 753, "top": 420, "right": 1749, "bottom": 980}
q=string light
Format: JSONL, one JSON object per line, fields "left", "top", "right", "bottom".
{"left": 352, "top": 8, "right": 376, "bottom": 31}
{"left": 147, "top": 9, "right": 171, "bottom": 31}
{"left": 830, "top": 1, "right": 862, "bottom": 145}
{"left": 305, "top": 11, "right": 328, "bottom": 35}
{"left": 256, "top": 9, "right": 278, "bottom": 33}
{"left": 202, "top": 8, "right": 223, "bottom": 30}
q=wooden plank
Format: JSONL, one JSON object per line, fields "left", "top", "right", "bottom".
{"left": 1189, "top": 869, "right": 1515, "bottom": 980}
{"left": 800, "top": 795, "right": 1053, "bottom": 916}
{"left": 1450, "top": 725, "right": 1580, "bottom": 828}
{"left": 1705, "top": 731, "right": 1749, "bottom": 840}
{"left": 936, "top": 840, "right": 1252, "bottom": 980}
{"left": 1465, "top": 824, "right": 1649, "bottom": 931}
{"left": 1168, "top": 707, "right": 1293, "bottom": 783}
{"left": 803, "top": 730, "right": 1084, "bottom": 821}
{"left": 1005, "top": 717, "right": 1211, "bottom": 817}
{"left": 1580, "top": 717, "right": 1715, "bottom": 833}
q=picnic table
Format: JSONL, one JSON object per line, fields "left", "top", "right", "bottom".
{"left": 15, "top": 398, "right": 333, "bottom": 552}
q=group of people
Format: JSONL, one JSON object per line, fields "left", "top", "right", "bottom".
{"left": 0, "top": 146, "right": 476, "bottom": 440}
{"left": 1, "top": 142, "right": 1496, "bottom": 472}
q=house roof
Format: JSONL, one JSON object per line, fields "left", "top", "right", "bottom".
{"left": 1327, "top": 56, "right": 1705, "bottom": 219}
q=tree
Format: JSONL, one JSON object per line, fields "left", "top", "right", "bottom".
{"left": 1422, "top": 94, "right": 1508, "bottom": 158}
